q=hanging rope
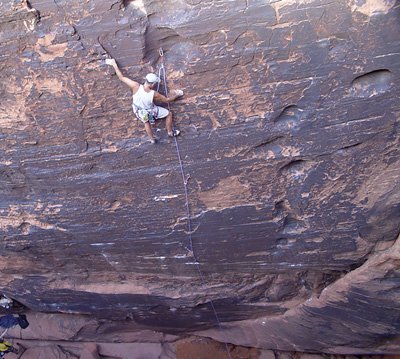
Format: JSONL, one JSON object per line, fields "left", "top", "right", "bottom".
{"left": 157, "top": 48, "right": 232, "bottom": 359}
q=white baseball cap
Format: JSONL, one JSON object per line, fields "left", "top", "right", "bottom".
{"left": 145, "top": 73, "right": 160, "bottom": 83}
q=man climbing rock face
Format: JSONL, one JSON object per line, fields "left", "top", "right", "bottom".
{"left": 106, "top": 58, "right": 183, "bottom": 143}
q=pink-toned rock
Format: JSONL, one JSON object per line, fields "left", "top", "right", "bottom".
{"left": 6, "top": 313, "right": 95, "bottom": 341}
{"left": 19, "top": 346, "right": 77, "bottom": 359}
{"left": 79, "top": 343, "right": 99, "bottom": 359}
{"left": 98, "top": 343, "right": 164, "bottom": 359}
{"left": 259, "top": 350, "right": 276, "bottom": 359}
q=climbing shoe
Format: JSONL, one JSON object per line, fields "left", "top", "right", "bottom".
{"left": 168, "top": 129, "right": 180, "bottom": 137}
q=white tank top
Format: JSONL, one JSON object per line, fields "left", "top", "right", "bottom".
{"left": 132, "top": 85, "right": 155, "bottom": 110}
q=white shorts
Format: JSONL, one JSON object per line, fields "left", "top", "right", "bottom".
{"left": 155, "top": 106, "right": 169, "bottom": 119}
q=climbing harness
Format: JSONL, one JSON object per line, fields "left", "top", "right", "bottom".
{"left": 157, "top": 48, "right": 232, "bottom": 359}
{"left": 133, "top": 106, "right": 157, "bottom": 125}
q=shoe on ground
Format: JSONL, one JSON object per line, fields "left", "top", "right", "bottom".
{"left": 150, "top": 138, "right": 158, "bottom": 144}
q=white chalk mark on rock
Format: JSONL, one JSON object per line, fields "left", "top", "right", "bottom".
{"left": 90, "top": 243, "right": 115, "bottom": 246}
{"left": 153, "top": 194, "right": 180, "bottom": 202}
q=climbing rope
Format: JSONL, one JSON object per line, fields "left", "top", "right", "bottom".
{"left": 157, "top": 48, "right": 232, "bottom": 359}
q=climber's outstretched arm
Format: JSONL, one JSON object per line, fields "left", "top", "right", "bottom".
{"left": 106, "top": 59, "right": 139, "bottom": 92}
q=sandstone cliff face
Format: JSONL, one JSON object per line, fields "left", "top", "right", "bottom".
{"left": 0, "top": 0, "right": 399, "bottom": 356}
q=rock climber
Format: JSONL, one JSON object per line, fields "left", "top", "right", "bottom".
{"left": 106, "top": 58, "right": 184, "bottom": 144}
